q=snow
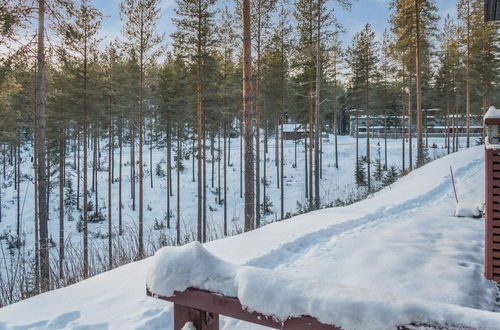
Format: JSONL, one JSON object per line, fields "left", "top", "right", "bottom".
{"left": 0, "top": 144, "right": 499, "bottom": 329}
{"left": 181, "top": 322, "right": 196, "bottom": 330}
{"left": 485, "top": 106, "right": 500, "bottom": 149}
{"left": 0, "top": 135, "right": 458, "bottom": 289}
{"left": 147, "top": 242, "right": 500, "bottom": 329}
{"left": 146, "top": 241, "right": 237, "bottom": 298}
{"left": 454, "top": 202, "right": 483, "bottom": 218}
{"left": 484, "top": 106, "right": 500, "bottom": 120}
